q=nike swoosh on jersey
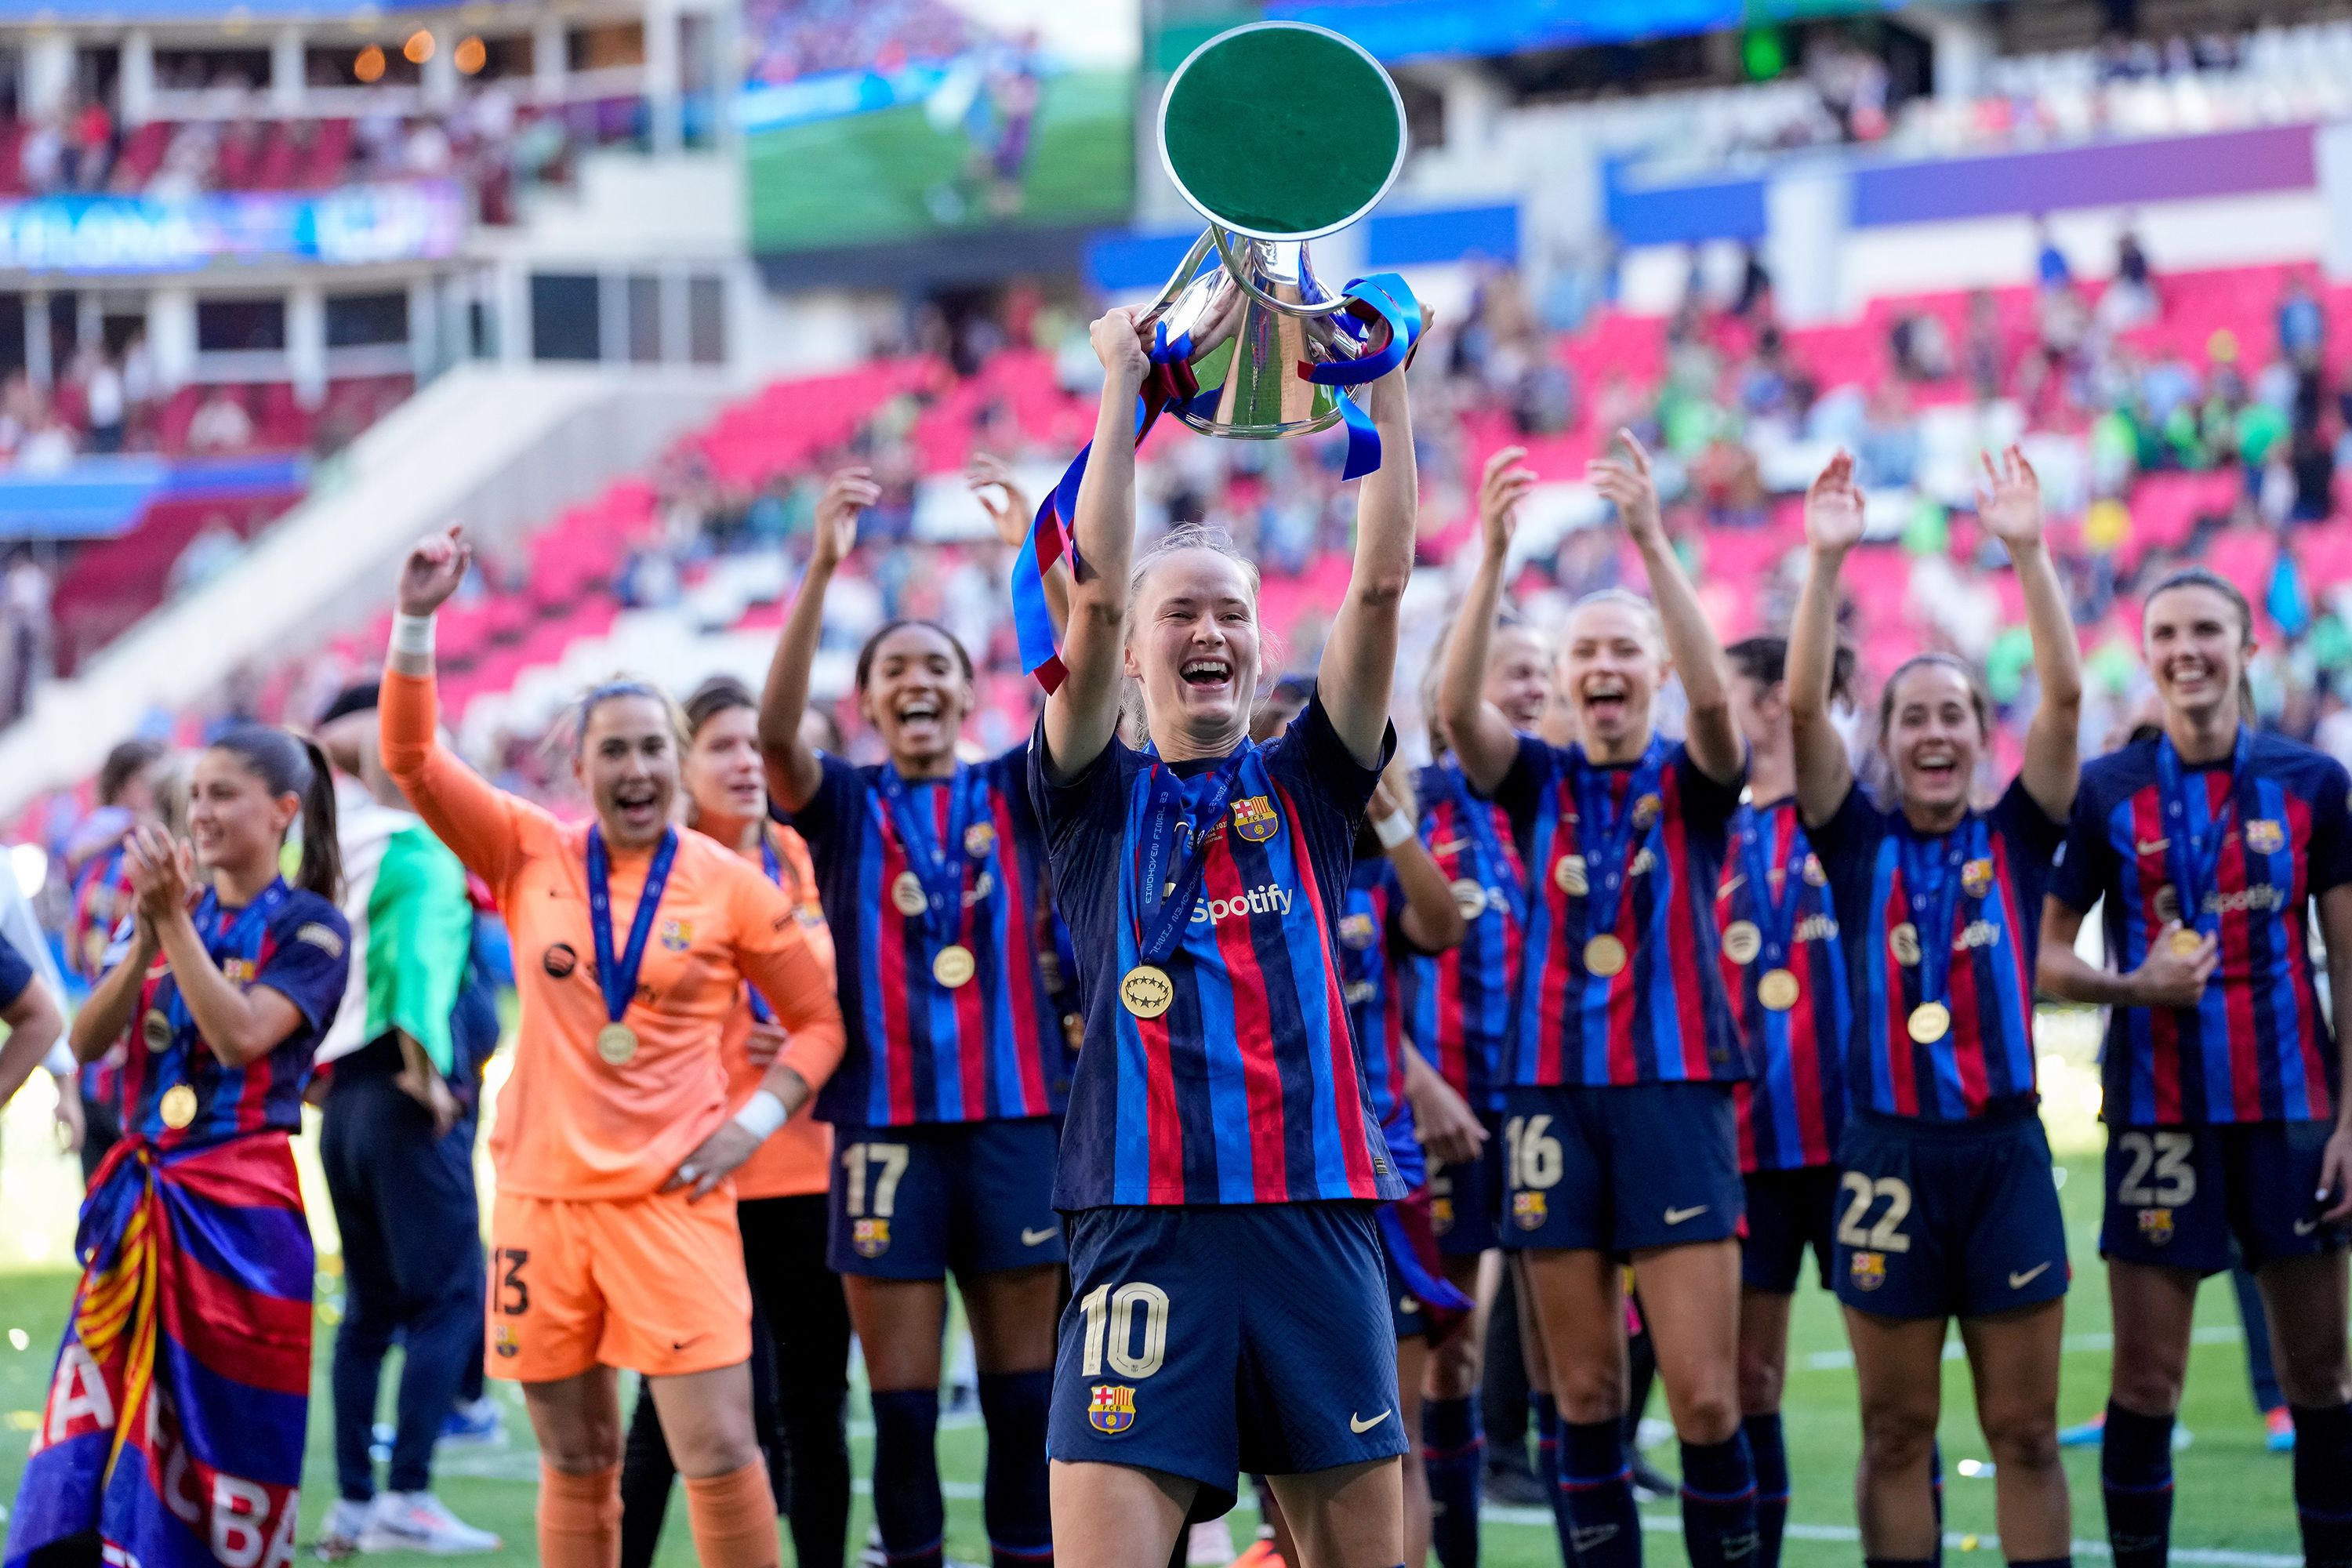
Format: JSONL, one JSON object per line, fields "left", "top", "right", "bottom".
{"left": 1021, "top": 1226, "right": 1058, "bottom": 1247}
{"left": 2136, "top": 838, "right": 2172, "bottom": 855}
{"left": 1350, "top": 1409, "right": 1392, "bottom": 1434}
{"left": 1663, "top": 1205, "right": 1709, "bottom": 1225}
{"left": 1431, "top": 839, "right": 1469, "bottom": 856}
{"left": 2009, "top": 1262, "right": 2053, "bottom": 1289}
{"left": 2294, "top": 1218, "right": 2321, "bottom": 1236}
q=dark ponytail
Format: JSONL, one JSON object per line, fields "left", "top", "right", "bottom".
{"left": 1726, "top": 634, "right": 1857, "bottom": 707}
{"left": 210, "top": 724, "right": 343, "bottom": 904}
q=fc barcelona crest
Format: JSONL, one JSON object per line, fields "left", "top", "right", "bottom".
{"left": 1962, "top": 858, "right": 1994, "bottom": 898}
{"left": 1512, "top": 1191, "right": 1547, "bottom": 1231}
{"left": 1632, "top": 794, "right": 1662, "bottom": 830}
{"left": 660, "top": 919, "right": 693, "bottom": 952}
{"left": 2245, "top": 819, "right": 2285, "bottom": 855}
{"left": 1088, "top": 1384, "right": 1138, "bottom": 1435}
{"left": 851, "top": 1218, "right": 891, "bottom": 1258}
{"left": 1849, "top": 1250, "right": 1887, "bottom": 1291}
{"left": 2137, "top": 1207, "right": 2176, "bottom": 1247}
{"left": 965, "top": 821, "right": 997, "bottom": 858}
{"left": 1340, "top": 913, "right": 1378, "bottom": 949}
{"left": 1231, "top": 796, "right": 1280, "bottom": 842}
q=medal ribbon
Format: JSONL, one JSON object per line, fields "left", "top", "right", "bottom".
{"left": 1570, "top": 738, "right": 1668, "bottom": 951}
{"left": 1893, "top": 815, "right": 1980, "bottom": 1020}
{"left": 2154, "top": 726, "right": 2252, "bottom": 943}
{"left": 1457, "top": 780, "right": 1526, "bottom": 924}
{"left": 877, "top": 764, "right": 976, "bottom": 944}
{"left": 749, "top": 833, "right": 783, "bottom": 1025}
{"left": 586, "top": 826, "right": 679, "bottom": 1028}
{"left": 1739, "top": 803, "right": 1805, "bottom": 965}
{"left": 1133, "top": 743, "right": 1254, "bottom": 967}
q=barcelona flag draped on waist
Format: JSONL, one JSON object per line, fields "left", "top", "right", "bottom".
{"left": 5, "top": 1135, "right": 313, "bottom": 1568}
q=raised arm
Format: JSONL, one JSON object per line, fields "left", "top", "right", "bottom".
{"left": 1372, "top": 775, "right": 1466, "bottom": 953}
{"left": 1790, "top": 452, "right": 1864, "bottom": 829}
{"left": 1437, "top": 447, "right": 1536, "bottom": 794}
{"left": 759, "top": 468, "right": 879, "bottom": 812}
{"left": 1595, "top": 431, "right": 1739, "bottom": 784}
{"left": 1979, "top": 445, "right": 2082, "bottom": 819}
{"left": 126, "top": 827, "right": 307, "bottom": 1069}
{"left": 381, "top": 526, "right": 532, "bottom": 890}
{"left": 1316, "top": 368, "right": 1418, "bottom": 768}
{"left": 1040, "top": 310, "right": 1151, "bottom": 783}
{"left": 970, "top": 452, "right": 1065, "bottom": 634}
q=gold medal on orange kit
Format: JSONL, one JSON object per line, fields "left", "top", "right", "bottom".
{"left": 1907, "top": 1002, "right": 1951, "bottom": 1044}
{"left": 596, "top": 1022, "right": 639, "bottom": 1065}
{"left": 932, "top": 944, "right": 976, "bottom": 988}
{"left": 1121, "top": 965, "right": 1174, "bottom": 1018}
{"left": 1757, "top": 968, "right": 1801, "bottom": 1012}
{"left": 158, "top": 1083, "right": 198, "bottom": 1130}
{"left": 1583, "top": 935, "right": 1628, "bottom": 977}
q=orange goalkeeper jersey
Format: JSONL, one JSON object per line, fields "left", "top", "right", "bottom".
{"left": 382, "top": 670, "right": 845, "bottom": 1200}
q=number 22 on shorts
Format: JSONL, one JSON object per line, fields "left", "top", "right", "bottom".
{"left": 1836, "top": 1173, "right": 1913, "bottom": 1253}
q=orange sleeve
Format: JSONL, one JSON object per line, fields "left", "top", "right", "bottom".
{"left": 734, "top": 869, "right": 846, "bottom": 1095}
{"left": 379, "top": 668, "right": 536, "bottom": 897}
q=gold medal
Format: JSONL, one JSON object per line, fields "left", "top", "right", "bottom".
{"left": 1722, "top": 920, "right": 1762, "bottom": 966}
{"left": 1121, "top": 964, "right": 1174, "bottom": 1018}
{"left": 2169, "top": 927, "right": 2204, "bottom": 958}
{"left": 596, "top": 1022, "right": 639, "bottom": 1065}
{"left": 891, "top": 872, "right": 928, "bottom": 917}
{"left": 1450, "top": 878, "right": 1488, "bottom": 920}
{"left": 1555, "top": 855, "right": 1588, "bottom": 896}
{"left": 1583, "top": 935, "right": 1628, "bottom": 977}
{"left": 1758, "top": 967, "right": 1800, "bottom": 1011}
{"left": 1889, "top": 922, "right": 1922, "bottom": 967}
{"left": 1907, "top": 1002, "right": 1951, "bottom": 1044}
{"left": 932, "top": 944, "right": 976, "bottom": 988}
{"left": 158, "top": 1083, "right": 198, "bottom": 1130}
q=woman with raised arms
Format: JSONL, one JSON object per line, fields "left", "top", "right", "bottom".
{"left": 1788, "top": 448, "right": 2080, "bottom": 1568}
{"left": 1029, "top": 304, "right": 1416, "bottom": 1568}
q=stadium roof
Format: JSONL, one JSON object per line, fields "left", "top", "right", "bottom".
{"left": 0, "top": 0, "right": 513, "bottom": 19}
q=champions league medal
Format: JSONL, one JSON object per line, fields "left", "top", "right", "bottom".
{"left": 1583, "top": 935, "right": 1628, "bottom": 977}
{"left": 1907, "top": 1002, "right": 1951, "bottom": 1044}
{"left": 1759, "top": 968, "right": 1801, "bottom": 1011}
{"left": 1895, "top": 815, "right": 1979, "bottom": 1056}
{"left": 2155, "top": 728, "right": 2251, "bottom": 978}
{"left": 2170, "top": 927, "right": 2205, "bottom": 957}
{"left": 1121, "top": 964, "right": 1174, "bottom": 1018}
{"left": 1570, "top": 739, "right": 1665, "bottom": 989}
{"left": 159, "top": 1083, "right": 198, "bottom": 1129}
{"left": 933, "top": 944, "right": 977, "bottom": 988}
{"left": 585, "top": 824, "right": 680, "bottom": 1073}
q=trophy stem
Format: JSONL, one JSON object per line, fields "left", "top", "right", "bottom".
{"left": 1209, "top": 225, "right": 1356, "bottom": 321}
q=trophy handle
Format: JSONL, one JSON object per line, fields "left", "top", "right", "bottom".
{"left": 1137, "top": 229, "right": 1218, "bottom": 325}
{"left": 1209, "top": 225, "right": 1355, "bottom": 320}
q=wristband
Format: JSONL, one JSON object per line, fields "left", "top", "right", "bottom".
{"left": 390, "top": 612, "right": 436, "bottom": 657}
{"left": 1373, "top": 811, "right": 1414, "bottom": 850}
{"left": 731, "top": 1089, "right": 788, "bottom": 1141}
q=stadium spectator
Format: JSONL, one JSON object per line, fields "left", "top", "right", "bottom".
{"left": 187, "top": 384, "right": 256, "bottom": 453}
{"left": 313, "top": 682, "right": 503, "bottom": 1559}
{"left": 1, "top": 550, "right": 50, "bottom": 725}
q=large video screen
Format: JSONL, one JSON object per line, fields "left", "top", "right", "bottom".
{"left": 741, "top": 0, "right": 1135, "bottom": 254}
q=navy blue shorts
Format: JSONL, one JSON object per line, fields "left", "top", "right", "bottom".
{"left": 1833, "top": 1108, "right": 2068, "bottom": 1320}
{"left": 1741, "top": 1163, "right": 1839, "bottom": 1294}
{"left": 1500, "top": 1081, "right": 1743, "bottom": 1255}
{"left": 826, "top": 1117, "right": 1065, "bottom": 1279}
{"left": 1430, "top": 1112, "right": 1504, "bottom": 1257}
{"left": 2099, "top": 1120, "right": 2351, "bottom": 1275}
{"left": 1047, "top": 1202, "right": 1406, "bottom": 1512}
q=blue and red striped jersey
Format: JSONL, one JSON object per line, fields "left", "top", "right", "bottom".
{"left": 1341, "top": 856, "right": 1411, "bottom": 1128}
{"left": 1404, "top": 761, "right": 1523, "bottom": 1114}
{"left": 0, "top": 929, "right": 31, "bottom": 1012}
{"left": 122, "top": 880, "right": 350, "bottom": 1148}
{"left": 67, "top": 840, "right": 132, "bottom": 982}
{"left": 1813, "top": 778, "right": 2064, "bottom": 1122}
{"left": 785, "top": 742, "right": 1074, "bottom": 1127}
{"left": 1719, "top": 797, "right": 1850, "bottom": 1171}
{"left": 1494, "top": 735, "right": 1750, "bottom": 1088}
{"left": 2049, "top": 730, "right": 2351, "bottom": 1125}
{"left": 1033, "top": 694, "right": 1406, "bottom": 1209}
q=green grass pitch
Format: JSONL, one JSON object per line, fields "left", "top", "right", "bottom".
{"left": 0, "top": 1151, "right": 2308, "bottom": 1565}
{"left": 746, "top": 70, "right": 1134, "bottom": 254}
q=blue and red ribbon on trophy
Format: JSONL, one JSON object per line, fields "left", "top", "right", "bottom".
{"left": 1012, "top": 271, "right": 1425, "bottom": 694}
